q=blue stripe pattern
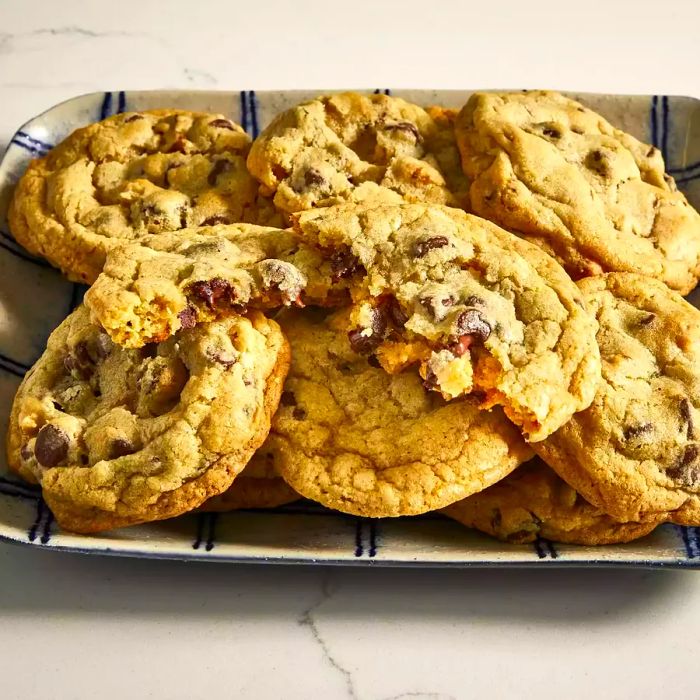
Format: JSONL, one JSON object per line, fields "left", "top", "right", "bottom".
{"left": 239, "top": 91, "right": 259, "bottom": 137}
{"left": 677, "top": 526, "right": 700, "bottom": 558}
{"left": 192, "top": 513, "right": 218, "bottom": 551}
{"left": 534, "top": 536, "right": 558, "bottom": 559}
{"left": 651, "top": 95, "right": 700, "bottom": 185}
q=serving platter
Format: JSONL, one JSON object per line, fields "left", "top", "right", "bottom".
{"left": 1, "top": 88, "right": 699, "bottom": 567}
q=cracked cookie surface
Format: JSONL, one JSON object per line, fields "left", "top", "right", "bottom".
{"left": 8, "top": 109, "right": 281, "bottom": 283}
{"left": 6, "top": 305, "right": 289, "bottom": 533}
{"left": 443, "top": 458, "right": 657, "bottom": 545}
{"left": 293, "top": 202, "right": 601, "bottom": 441}
{"left": 84, "top": 224, "right": 320, "bottom": 348}
{"left": 247, "top": 92, "right": 467, "bottom": 216}
{"left": 263, "top": 308, "right": 532, "bottom": 517}
{"left": 535, "top": 272, "right": 700, "bottom": 524}
{"left": 456, "top": 90, "right": 700, "bottom": 294}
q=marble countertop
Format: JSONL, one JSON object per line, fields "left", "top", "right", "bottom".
{"left": 1, "top": 1, "right": 699, "bottom": 698}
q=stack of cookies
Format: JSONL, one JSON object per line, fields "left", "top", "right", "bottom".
{"left": 6, "top": 90, "right": 700, "bottom": 547}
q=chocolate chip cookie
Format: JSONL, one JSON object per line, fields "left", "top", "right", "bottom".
{"left": 6, "top": 305, "right": 289, "bottom": 533}
{"left": 84, "top": 224, "right": 315, "bottom": 348}
{"left": 535, "top": 272, "right": 700, "bottom": 524}
{"left": 200, "top": 452, "right": 299, "bottom": 512}
{"left": 247, "top": 92, "right": 467, "bottom": 216}
{"left": 293, "top": 202, "right": 601, "bottom": 441}
{"left": 8, "top": 110, "right": 281, "bottom": 283}
{"left": 260, "top": 307, "right": 532, "bottom": 517}
{"left": 456, "top": 91, "right": 700, "bottom": 294}
{"left": 443, "top": 458, "right": 657, "bottom": 545}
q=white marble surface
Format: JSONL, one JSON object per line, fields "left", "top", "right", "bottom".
{"left": 1, "top": 1, "right": 700, "bottom": 697}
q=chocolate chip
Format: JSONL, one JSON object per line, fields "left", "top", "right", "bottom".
{"left": 422, "top": 367, "right": 439, "bottom": 391}
{"left": 189, "top": 278, "right": 234, "bottom": 309}
{"left": 20, "top": 444, "right": 32, "bottom": 461}
{"left": 272, "top": 164, "right": 289, "bottom": 181}
{"left": 280, "top": 391, "right": 297, "bottom": 406}
{"left": 414, "top": 236, "right": 449, "bottom": 258}
{"left": 292, "top": 407, "right": 307, "bottom": 420}
{"left": 208, "top": 349, "right": 237, "bottom": 368}
{"left": 464, "top": 295, "right": 485, "bottom": 308}
{"left": 304, "top": 168, "right": 326, "bottom": 187}
{"left": 667, "top": 445, "right": 700, "bottom": 484}
{"left": 647, "top": 146, "right": 658, "bottom": 157}
{"left": 64, "top": 341, "right": 94, "bottom": 380}
{"left": 383, "top": 121, "right": 422, "bottom": 142}
{"left": 623, "top": 423, "right": 653, "bottom": 440}
{"left": 639, "top": 314, "right": 656, "bottom": 326}
{"left": 124, "top": 114, "right": 144, "bottom": 123}
{"left": 201, "top": 215, "right": 232, "bottom": 226}
{"left": 347, "top": 306, "right": 388, "bottom": 354}
{"left": 52, "top": 400, "right": 63, "bottom": 411}
{"left": 110, "top": 438, "right": 136, "bottom": 459}
{"left": 330, "top": 250, "right": 363, "bottom": 282}
{"left": 490, "top": 509, "right": 502, "bottom": 530}
{"left": 585, "top": 149, "right": 608, "bottom": 176}
{"left": 209, "top": 118, "right": 235, "bottom": 130}
{"left": 681, "top": 398, "right": 695, "bottom": 439}
{"left": 542, "top": 126, "right": 561, "bottom": 139}
{"left": 385, "top": 296, "right": 408, "bottom": 327}
{"left": 34, "top": 424, "right": 69, "bottom": 467}
{"left": 208, "top": 159, "right": 233, "bottom": 186}
{"left": 454, "top": 309, "right": 491, "bottom": 343}
{"left": 367, "top": 355, "right": 381, "bottom": 368}
{"left": 177, "top": 305, "right": 198, "bottom": 330}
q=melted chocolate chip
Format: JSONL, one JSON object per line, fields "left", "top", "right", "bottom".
{"left": 542, "top": 126, "right": 561, "bottom": 139}
{"left": 681, "top": 398, "right": 695, "bottom": 439}
{"left": 330, "top": 250, "right": 363, "bottom": 282}
{"left": 304, "top": 168, "right": 326, "bottom": 187}
{"left": 414, "top": 236, "right": 449, "bottom": 258}
{"left": 347, "top": 306, "right": 388, "bottom": 354}
{"left": 209, "top": 118, "right": 235, "bottom": 130}
{"left": 280, "top": 391, "right": 297, "bottom": 406}
{"left": 647, "top": 146, "right": 658, "bottom": 157}
{"left": 422, "top": 367, "right": 439, "bottom": 391}
{"left": 385, "top": 296, "right": 408, "bottom": 327}
{"left": 189, "top": 278, "right": 234, "bottom": 309}
{"left": 639, "top": 314, "right": 656, "bottom": 326}
{"left": 64, "top": 341, "right": 94, "bottom": 380}
{"left": 201, "top": 215, "right": 232, "bottom": 226}
{"left": 52, "top": 401, "right": 63, "bottom": 411}
{"left": 490, "top": 509, "right": 502, "bottom": 530}
{"left": 292, "top": 407, "right": 307, "bottom": 420}
{"left": 110, "top": 438, "right": 136, "bottom": 459}
{"left": 177, "top": 305, "right": 198, "bottom": 330}
{"left": 384, "top": 121, "right": 421, "bottom": 141}
{"left": 124, "top": 114, "right": 144, "bottom": 123}
{"left": 208, "top": 158, "right": 233, "bottom": 186}
{"left": 35, "top": 424, "right": 69, "bottom": 467}
{"left": 20, "top": 444, "right": 32, "bottom": 461}
{"left": 367, "top": 355, "right": 381, "bottom": 368}
{"left": 454, "top": 309, "right": 491, "bottom": 343}
{"left": 623, "top": 423, "right": 653, "bottom": 440}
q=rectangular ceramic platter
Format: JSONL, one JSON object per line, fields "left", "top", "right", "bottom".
{"left": 1, "top": 89, "right": 700, "bottom": 568}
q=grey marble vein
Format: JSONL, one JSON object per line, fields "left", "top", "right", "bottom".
{"left": 299, "top": 570, "right": 358, "bottom": 699}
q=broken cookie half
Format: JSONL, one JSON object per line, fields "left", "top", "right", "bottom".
{"left": 84, "top": 223, "right": 325, "bottom": 348}
{"left": 292, "top": 202, "right": 601, "bottom": 441}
